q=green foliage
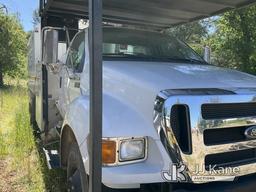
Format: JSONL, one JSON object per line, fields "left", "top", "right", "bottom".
{"left": 167, "top": 20, "right": 208, "bottom": 43}
{"left": 167, "top": 7, "right": 256, "bottom": 72}
{"left": 0, "top": 82, "right": 66, "bottom": 192}
{"left": 0, "top": 11, "right": 27, "bottom": 86}
{"left": 209, "top": 5, "right": 256, "bottom": 74}
{"left": 166, "top": 20, "right": 211, "bottom": 57}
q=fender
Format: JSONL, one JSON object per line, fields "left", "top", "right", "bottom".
{"left": 60, "top": 95, "right": 90, "bottom": 168}
{"left": 60, "top": 92, "right": 160, "bottom": 172}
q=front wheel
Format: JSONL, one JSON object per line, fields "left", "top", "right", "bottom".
{"left": 67, "top": 143, "right": 89, "bottom": 192}
{"left": 67, "top": 143, "right": 138, "bottom": 192}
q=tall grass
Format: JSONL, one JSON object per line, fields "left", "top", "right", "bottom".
{"left": 0, "top": 79, "right": 66, "bottom": 192}
{"left": 11, "top": 96, "right": 45, "bottom": 192}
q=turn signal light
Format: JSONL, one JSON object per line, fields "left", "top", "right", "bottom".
{"left": 102, "top": 140, "right": 116, "bottom": 164}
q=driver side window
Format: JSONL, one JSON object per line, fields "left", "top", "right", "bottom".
{"left": 66, "top": 32, "right": 85, "bottom": 73}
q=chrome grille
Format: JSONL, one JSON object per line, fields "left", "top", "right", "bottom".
{"left": 203, "top": 126, "right": 253, "bottom": 145}
{"left": 154, "top": 88, "right": 256, "bottom": 183}
{"left": 202, "top": 102, "right": 256, "bottom": 119}
{"left": 205, "top": 148, "right": 256, "bottom": 170}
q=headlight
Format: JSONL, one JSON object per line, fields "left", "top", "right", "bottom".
{"left": 119, "top": 138, "right": 146, "bottom": 162}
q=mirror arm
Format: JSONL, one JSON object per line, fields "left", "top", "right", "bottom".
{"left": 47, "top": 61, "right": 65, "bottom": 74}
{"left": 64, "top": 67, "right": 80, "bottom": 80}
{"left": 69, "top": 73, "right": 80, "bottom": 81}
{"left": 65, "top": 26, "right": 71, "bottom": 47}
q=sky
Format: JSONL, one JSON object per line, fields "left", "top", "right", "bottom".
{"left": 0, "top": 0, "right": 38, "bottom": 31}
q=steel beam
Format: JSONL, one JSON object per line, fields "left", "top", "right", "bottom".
{"left": 88, "top": 0, "right": 102, "bottom": 192}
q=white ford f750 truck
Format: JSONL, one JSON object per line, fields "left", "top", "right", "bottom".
{"left": 28, "top": 25, "right": 256, "bottom": 191}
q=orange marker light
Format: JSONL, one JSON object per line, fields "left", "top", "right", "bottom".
{"left": 102, "top": 140, "right": 116, "bottom": 164}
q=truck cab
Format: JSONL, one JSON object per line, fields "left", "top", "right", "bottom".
{"left": 28, "top": 26, "right": 256, "bottom": 191}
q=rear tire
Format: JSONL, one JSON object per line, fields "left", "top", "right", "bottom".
{"left": 67, "top": 143, "right": 89, "bottom": 192}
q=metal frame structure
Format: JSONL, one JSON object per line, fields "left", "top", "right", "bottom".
{"left": 39, "top": 0, "right": 256, "bottom": 191}
{"left": 40, "top": 0, "right": 256, "bottom": 30}
{"left": 88, "top": 0, "right": 103, "bottom": 192}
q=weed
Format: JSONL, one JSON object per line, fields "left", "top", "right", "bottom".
{"left": 0, "top": 80, "right": 66, "bottom": 192}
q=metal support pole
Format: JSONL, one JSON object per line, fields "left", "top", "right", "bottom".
{"left": 89, "top": 0, "right": 102, "bottom": 192}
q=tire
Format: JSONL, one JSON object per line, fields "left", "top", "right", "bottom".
{"left": 66, "top": 142, "right": 140, "bottom": 192}
{"left": 67, "top": 143, "right": 89, "bottom": 192}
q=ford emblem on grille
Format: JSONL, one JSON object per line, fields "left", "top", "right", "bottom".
{"left": 245, "top": 126, "right": 256, "bottom": 139}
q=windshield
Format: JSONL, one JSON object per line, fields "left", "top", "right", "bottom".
{"left": 103, "top": 28, "right": 205, "bottom": 64}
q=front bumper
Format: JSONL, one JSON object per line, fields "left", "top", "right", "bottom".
{"left": 174, "top": 173, "right": 256, "bottom": 192}
{"left": 102, "top": 138, "right": 171, "bottom": 189}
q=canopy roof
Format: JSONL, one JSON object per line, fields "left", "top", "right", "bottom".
{"left": 40, "top": 0, "right": 256, "bottom": 29}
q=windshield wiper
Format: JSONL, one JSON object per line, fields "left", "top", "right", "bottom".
{"left": 103, "top": 53, "right": 150, "bottom": 58}
{"left": 170, "top": 57, "right": 208, "bottom": 64}
{"left": 103, "top": 54, "right": 208, "bottom": 64}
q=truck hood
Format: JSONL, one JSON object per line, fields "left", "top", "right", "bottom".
{"left": 100, "top": 61, "right": 256, "bottom": 138}
{"left": 104, "top": 61, "right": 256, "bottom": 91}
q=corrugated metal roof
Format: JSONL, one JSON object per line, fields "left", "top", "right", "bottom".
{"left": 41, "top": 0, "right": 256, "bottom": 29}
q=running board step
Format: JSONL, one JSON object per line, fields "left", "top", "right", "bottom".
{"left": 43, "top": 148, "right": 61, "bottom": 169}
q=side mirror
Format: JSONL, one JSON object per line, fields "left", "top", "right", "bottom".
{"left": 43, "top": 29, "right": 59, "bottom": 64}
{"left": 203, "top": 46, "right": 211, "bottom": 63}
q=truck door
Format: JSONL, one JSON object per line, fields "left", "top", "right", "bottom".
{"left": 60, "top": 32, "right": 85, "bottom": 111}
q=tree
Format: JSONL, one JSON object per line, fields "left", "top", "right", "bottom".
{"left": 209, "top": 5, "right": 256, "bottom": 74}
{"left": 166, "top": 20, "right": 210, "bottom": 56}
{"left": 166, "top": 20, "right": 208, "bottom": 43}
{"left": 0, "top": 11, "right": 27, "bottom": 87}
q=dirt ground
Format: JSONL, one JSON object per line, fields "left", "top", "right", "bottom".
{"left": 0, "top": 159, "right": 18, "bottom": 192}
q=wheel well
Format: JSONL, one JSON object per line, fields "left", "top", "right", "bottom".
{"left": 60, "top": 125, "right": 78, "bottom": 168}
